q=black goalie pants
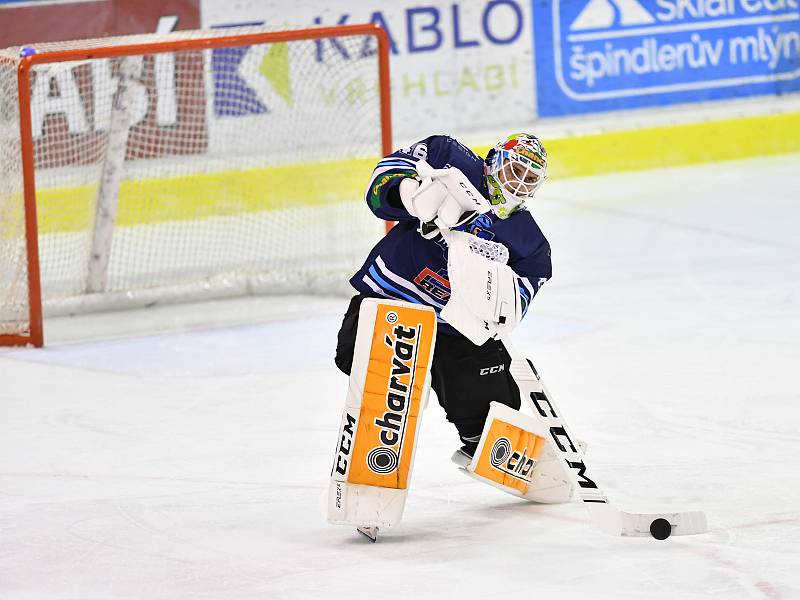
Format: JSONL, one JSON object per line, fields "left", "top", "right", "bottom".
{"left": 335, "top": 294, "right": 521, "bottom": 453}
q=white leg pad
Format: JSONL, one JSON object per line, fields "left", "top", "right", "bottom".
{"left": 327, "top": 299, "right": 437, "bottom": 529}
{"left": 328, "top": 482, "right": 407, "bottom": 528}
{"left": 523, "top": 438, "right": 587, "bottom": 504}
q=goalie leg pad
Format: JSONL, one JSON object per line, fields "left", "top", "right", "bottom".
{"left": 328, "top": 299, "right": 437, "bottom": 528}
{"left": 461, "top": 401, "right": 548, "bottom": 497}
{"left": 457, "top": 402, "right": 581, "bottom": 504}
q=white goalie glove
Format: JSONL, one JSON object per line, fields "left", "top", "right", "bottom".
{"left": 399, "top": 161, "right": 492, "bottom": 239}
{"left": 440, "top": 231, "right": 523, "bottom": 346}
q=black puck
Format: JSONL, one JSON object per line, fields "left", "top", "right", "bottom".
{"left": 650, "top": 518, "right": 672, "bottom": 540}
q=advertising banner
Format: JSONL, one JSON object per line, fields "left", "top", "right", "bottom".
{"left": 533, "top": 0, "right": 800, "bottom": 117}
{"left": 1, "top": 0, "right": 203, "bottom": 167}
{"left": 201, "top": 0, "right": 536, "bottom": 145}
{"left": 0, "top": 0, "right": 201, "bottom": 46}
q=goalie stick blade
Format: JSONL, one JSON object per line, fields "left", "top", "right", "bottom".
{"left": 588, "top": 504, "right": 708, "bottom": 537}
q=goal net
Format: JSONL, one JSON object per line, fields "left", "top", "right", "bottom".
{"left": 0, "top": 24, "right": 391, "bottom": 346}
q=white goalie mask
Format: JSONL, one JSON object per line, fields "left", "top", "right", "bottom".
{"left": 485, "top": 133, "right": 547, "bottom": 219}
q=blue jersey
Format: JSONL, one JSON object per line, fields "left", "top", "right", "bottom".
{"left": 350, "top": 135, "right": 552, "bottom": 337}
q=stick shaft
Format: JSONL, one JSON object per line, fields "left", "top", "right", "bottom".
{"left": 502, "top": 337, "right": 609, "bottom": 506}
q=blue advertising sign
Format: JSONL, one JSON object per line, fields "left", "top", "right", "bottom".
{"left": 210, "top": 22, "right": 269, "bottom": 117}
{"left": 533, "top": 0, "right": 800, "bottom": 116}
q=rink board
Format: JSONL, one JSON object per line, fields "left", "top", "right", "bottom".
{"left": 27, "top": 110, "right": 800, "bottom": 234}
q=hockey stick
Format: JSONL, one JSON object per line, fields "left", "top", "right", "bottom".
{"left": 437, "top": 229, "right": 707, "bottom": 538}
{"left": 500, "top": 335, "right": 708, "bottom": 538}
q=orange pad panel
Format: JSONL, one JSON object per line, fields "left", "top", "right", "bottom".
{"left": 347, "top": 301, "right": 437, "bottom": 490}
{"left": 473, "top": 417, "right": 547, "bottom": 495}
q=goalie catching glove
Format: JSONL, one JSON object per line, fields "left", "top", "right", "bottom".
{"left": 400, "top": 160, "right": 492, "bottom": 239}
{"left": 440, "top": 231, "right": 523, "bottom": 346}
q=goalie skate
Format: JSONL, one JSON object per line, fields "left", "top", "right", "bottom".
{"left": 357, "top": 526, "right": 379, "bottom": 542}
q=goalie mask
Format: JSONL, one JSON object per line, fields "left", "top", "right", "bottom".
{"left": 485, "top": 133, "right": 547, "bottom": 219}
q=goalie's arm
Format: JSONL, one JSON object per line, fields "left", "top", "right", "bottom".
{"left": 363, "top": 159, "right": 420, "bottom": 222}
{"left": 365, "top": 162, "right": 489, "bottom": 234}
{"left": 497, "top": 210, "right": 553, "bottom": 318}
{"left": 363, "top": 135, "right": 484, "bottom": 222}
{"left": 363, "top": 136, "right": 449, "bottom": 222}
{"left": 507, "top": 242, "right": 552, "bottom": 319}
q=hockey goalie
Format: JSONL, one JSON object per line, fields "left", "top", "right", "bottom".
{"left": 328, "top": 133, "right": 578, "bottom": 541}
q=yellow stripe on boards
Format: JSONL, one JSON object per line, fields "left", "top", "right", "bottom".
{"left": 30, "top": 111, "right": 800, "bottom": 235}
{"left": 35, "top": 156, "right": 378, "bottom": 234}
{"left": 474, "top": 111, "right": 800, "bottom": 179}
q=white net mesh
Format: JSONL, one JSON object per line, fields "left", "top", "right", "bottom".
{"left": 0, "top": 55, "right": 28, "bottom": 336}
{"left": 0, "top": 26, "right": 386, "bottom": 339}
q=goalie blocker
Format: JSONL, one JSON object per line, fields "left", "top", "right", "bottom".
{"left": 328, "top": 299, "right": 437, "bottom": 531}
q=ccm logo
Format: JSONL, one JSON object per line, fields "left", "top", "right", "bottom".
{"left": 458, "top": 181, "right": 477, "bottom": 203}
{"left": 333, "top": 412, "right": 357, "bottom": 476}
{"left": 479, "top": 364, "right": 505, "bottom": 375}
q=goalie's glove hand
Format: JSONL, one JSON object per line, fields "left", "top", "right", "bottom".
{"left": 399, "top": 162, "right": 488, "bottom": 239}
{"left": 440, "top": 231, "right": 522, "bottom": 346}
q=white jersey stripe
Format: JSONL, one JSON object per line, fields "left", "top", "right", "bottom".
{"left": 376, "top": 156, "right": 416, "bottom": 168}
{"left": 368, "top": 163, "right": 416, "bottom": 182}
{"left": 368, "top": 165, "right": 403, "bottom": 182}
{"left": 361, "top": 275, "right": 391, "bottom": 298}
{"left": 520, "top": 276, "right": 536, "bottom": 298}
{"left": 375, "top": 256, "right": 446, "bottom": 310}
{"left": 363, "top": 271, "right": 449, "bottom": 326}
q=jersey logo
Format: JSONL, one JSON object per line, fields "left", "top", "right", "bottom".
{"left": 464, "top": 213, "right": 495, "bottom": 241}
{"left": 369, "top": 170, "right": 415, "bottom": 209}
{"left": 414, "top": 267, "right": 451, "bottom": 302}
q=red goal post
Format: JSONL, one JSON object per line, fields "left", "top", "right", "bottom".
{"left": 0, "top": 24, "right": 392, "bottom": 347}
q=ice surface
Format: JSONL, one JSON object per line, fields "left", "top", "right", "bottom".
{"left": 1, "top": 155, "right": 799, "bottom": 599}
